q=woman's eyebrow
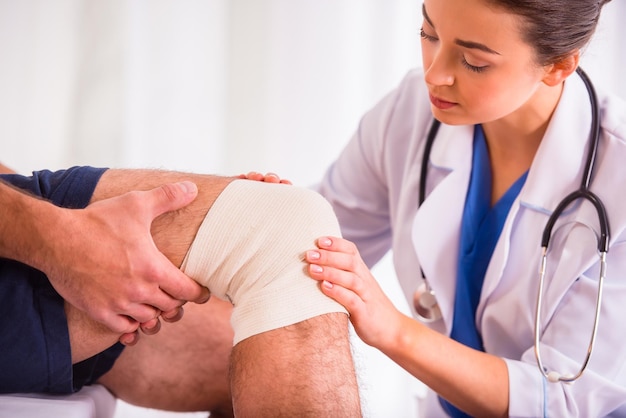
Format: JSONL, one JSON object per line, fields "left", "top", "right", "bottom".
{"left": 422, "top": 4, "right": 435, "bottom": 28}
{"left": 455, "top": 39, "right": 501, "bottom": 55}
{"left": 422, "top": 3, "right": 501, "bottom": 55}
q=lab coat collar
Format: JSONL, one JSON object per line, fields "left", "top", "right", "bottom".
{"left": 429, "top": 121, "right": 474, "bottom": 171}
{"left": 519, "top": 72, "right": 592, "bottom": 213}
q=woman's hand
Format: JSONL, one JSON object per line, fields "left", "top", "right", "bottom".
{"left": 306, "top": 236, "right": 404, "bottom": 350}
{"left": 237, "top": 171, "right": 292, "bottom": 184}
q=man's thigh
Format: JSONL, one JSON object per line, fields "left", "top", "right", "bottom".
{"left": 91, "top": 169, "right": 236, "bottom": 268}
{"left": 98, "top": 298, "right": 234, "bottom": 414}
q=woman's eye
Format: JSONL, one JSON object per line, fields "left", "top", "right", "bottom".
{"left": 419, "top": 28, "right": 438, "bottom": 42}
{"left": 461, "top": 57, "right": 488, "bottom": 74}
{"left": 420, "top": 26, "right": 489, "bottom": 74}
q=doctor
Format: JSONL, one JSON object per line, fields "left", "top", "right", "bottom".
{"left": 305, "top": 0, "right": 626, "bottom": 416}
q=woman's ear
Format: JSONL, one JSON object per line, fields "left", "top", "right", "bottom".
{"left": 543, "top": 51, "right": 580, "bottom": 86}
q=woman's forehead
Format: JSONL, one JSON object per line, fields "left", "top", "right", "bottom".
{"left": 422, "top": 0, "right": 529, "bottom": 54}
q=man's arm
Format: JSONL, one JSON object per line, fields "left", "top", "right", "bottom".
{"left": 0, "top": 180, "right": 62, "bottom": 263}
{"left": 0, "top": 177, "right": 210, "bottom": 335}
{"left": 0, "top": 162, "right": 15, "bottom": 174}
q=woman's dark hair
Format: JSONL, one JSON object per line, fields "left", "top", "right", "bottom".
{"left": 487, "top": 0, "right": 613, "bottom": 65}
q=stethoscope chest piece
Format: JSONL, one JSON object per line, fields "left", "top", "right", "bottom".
{"left": 413, "top": 281, "right": 442, "bottom": 322}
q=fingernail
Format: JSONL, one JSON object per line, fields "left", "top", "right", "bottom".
{"left": 179, "top": 181, "right": 197, "bottom": 194}
{"left": 307, "top": 250, "right": 320, "bottom": 260}
{"left": 143, "top": 320, "right": 161, "bottom": 335}
{"left": 120, "top": 332, "right": 138, "bottom": 346}
{"left": 322, "top": 280, "right": 333, "bottom": 289}
{"left": 163, "top": 307, "right": 184, "bottom": 322}
{"left": 310, "top": 264, "right": 323, "bottom": 273}
{"left": 198, "top": 288, "right": 211, "bottom": 304}
{"left": 319, "top": 237, "right": 332, "bottom": 247}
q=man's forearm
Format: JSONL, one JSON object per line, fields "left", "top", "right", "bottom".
{"left": 0, "top": 180, "right": 63, "bottom": 270}
{"left": 0, "top": 163, "right": 16, "bottom": 174}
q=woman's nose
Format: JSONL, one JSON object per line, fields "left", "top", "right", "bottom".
{"left": 423, "top": 51, "right": 455, "bottom": 87}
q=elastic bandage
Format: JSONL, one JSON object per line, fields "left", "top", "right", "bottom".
{"left": 181, "top": 180, "right": 347, "bottom": 345}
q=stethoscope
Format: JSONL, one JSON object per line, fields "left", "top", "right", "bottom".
{"left": 412, "top": 67, "right": 610, "bottom": 383}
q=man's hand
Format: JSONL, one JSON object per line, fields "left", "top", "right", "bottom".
{"left": 41, "top": 181, "right": 210, "bottom": 338}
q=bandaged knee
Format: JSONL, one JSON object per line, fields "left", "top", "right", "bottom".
{"left": 181, "top": 180, "right": 347, "bottom": 345}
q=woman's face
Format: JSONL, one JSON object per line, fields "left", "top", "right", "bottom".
{"left": 421, "top": 0, "right": 550, "bottom": 126}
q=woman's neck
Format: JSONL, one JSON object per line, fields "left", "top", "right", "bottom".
{"left": 482, "top": 81, "right": 564, "bottom": 204}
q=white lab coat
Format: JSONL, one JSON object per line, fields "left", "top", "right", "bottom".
{"left": 317, "top": 69, "right": 626, "bottom": 417}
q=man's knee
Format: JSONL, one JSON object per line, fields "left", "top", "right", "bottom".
{"left": 181, "top": 180, "right": 347, "bottom": 345}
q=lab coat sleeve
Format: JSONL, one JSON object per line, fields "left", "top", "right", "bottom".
{"left": 504, "top": 358, "right": 548, "bottom": 417}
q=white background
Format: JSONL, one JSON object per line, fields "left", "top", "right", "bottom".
{"left": 0, "top": 1, "right": 623, "bottom": 417}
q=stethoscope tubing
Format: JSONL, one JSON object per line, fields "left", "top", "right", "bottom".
{"left": 534, "top": 68, "right": 609, "bottom": 383}
{"left": 541, "top": 67, "right": 610, "bottom": 253}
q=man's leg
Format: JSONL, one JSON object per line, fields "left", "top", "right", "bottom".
{"left": 74, "top": 169, "right": 360, "bottom": 416}
{"left": 64, "top": 298, "right": 234, "bottom": 415}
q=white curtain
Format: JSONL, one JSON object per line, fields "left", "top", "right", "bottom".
{"left": 0, "top": 0, "right": 422, "bottom": 187}
{"left": 1, "top": 0, "right": 623, "bottom": 178}
{"left": 0, "top": 1, "right": 623, "bottom": 417}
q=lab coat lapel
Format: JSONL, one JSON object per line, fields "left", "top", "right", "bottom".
{"left": 478, "top": 73, "right": 593, "bottom": 316}
{"left": 516, "top": 73, "right": 590, "bottom": 213}
{"left": 412, "top": 123, "right": 473, "bottom": 332}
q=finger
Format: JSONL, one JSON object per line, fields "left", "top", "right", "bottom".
{"left": 306, "top": 248, "right": 358, "bottom": 273}
{"left": 127, "top": 280, "right": 190, "bottom": 313}
{"left": 317, "top": 236, "right": 358, "bottom": 254}
{"left": 98, "top": 310, "right": 140, "bottom": 335}
{"left": 319, "top": 279, "right": 363, "bottom": 314}
{"left": 113, "top": 300, "right": 163, "bottom": 324}
{"left": 308, "top": 263, "right": 364, "bottom": 296}
{"left": 244, "top": 171, "right": 264, "bottom": 181}
{"left": 263, "top": 173, "right": 281, "bottom": 183}
{"left": 162, "top": 306, "right": 185, "bottom": 323}
{"left": 153, "top": 256, "right": 211, "bottom": 304}
{"left": 142, "top": 181, "right": 199, "bottom": 220}
{"left": 140, "top": 317, "right": 162, "bottom": 335}
{"left": 119, "top": 330, "right": 139, "bottom": 346}
{"left": 280, "top": 179, "right": 293, "bottom": 185}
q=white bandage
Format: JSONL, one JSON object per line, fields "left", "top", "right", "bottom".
{"left": 181, "top": 180, "right": 347, "bottom": 345}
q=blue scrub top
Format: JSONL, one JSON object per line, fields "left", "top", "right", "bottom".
{"left": 440, "top": 125, "right": 528, "bottom": 417}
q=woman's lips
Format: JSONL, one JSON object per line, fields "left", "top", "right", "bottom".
{"left": 429, "top": 93, "right": 456, "bottom": 110}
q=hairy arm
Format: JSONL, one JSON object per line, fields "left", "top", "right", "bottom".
{"left": 0, "top": 177, "right": 210, "bottom": 337}
{"left": 0, "top": 162, "right": 16, "bottom": 174}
